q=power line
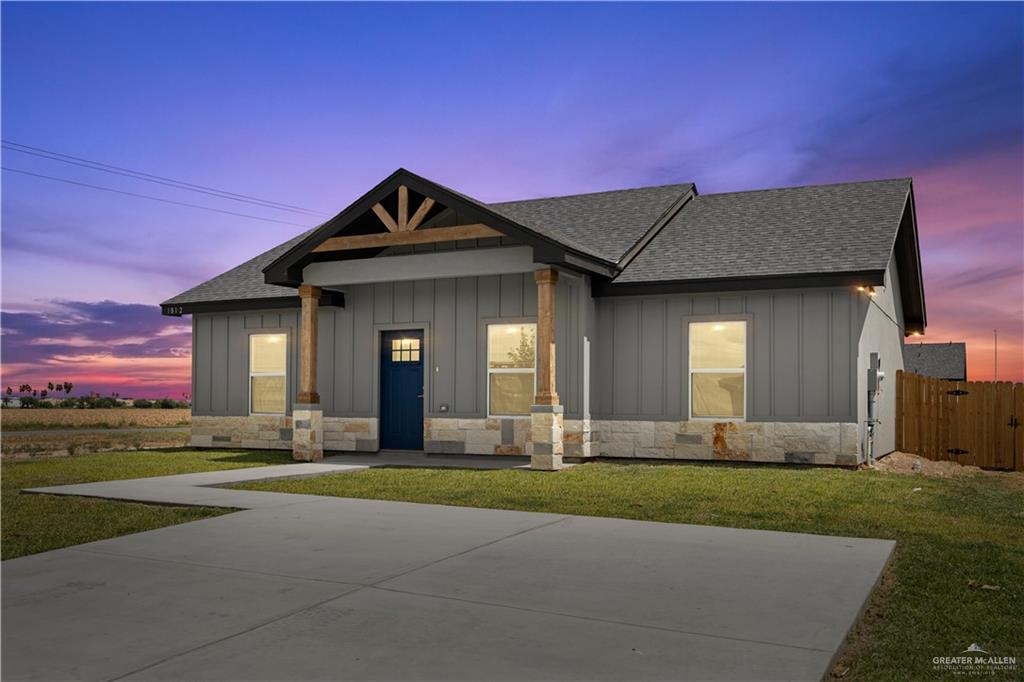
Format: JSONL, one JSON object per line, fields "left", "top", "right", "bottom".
{"left": 1, "top": 140, "right": 326, "bottom": 217}
{"left": 2, "top": 166, "right": 313, "bottom": 228}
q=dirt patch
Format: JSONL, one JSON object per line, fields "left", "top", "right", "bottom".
{"left": 873, "top": 451, "right": 1023, "bottom": 486}
{"left": 1, "top": 430, "right": 190, "bottom": 459}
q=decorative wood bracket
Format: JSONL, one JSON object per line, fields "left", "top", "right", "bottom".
{"left": 371, "top": 185, "right": 438, "bottom": 233}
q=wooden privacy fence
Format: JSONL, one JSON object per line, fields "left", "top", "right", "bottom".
{"left": 896, "top": 370, "right": 1024, "bottom": 471}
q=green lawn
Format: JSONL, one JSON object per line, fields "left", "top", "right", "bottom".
{"left": 2, "top": 448, "right": 292, "bottom": 560}
{"left": 237, "top": 462, "right": 1024, "bottom": 681}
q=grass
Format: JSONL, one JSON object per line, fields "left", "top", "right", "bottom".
{"left": 1, "top": 407, "right": 191, "bottom": 431}
{"left": 2, "top": 448, "right": 292, "bottom": 560}
{"left": 2, "top": 429, "right": 190, "bottom": 457}
{"left": 237, "top": 462, "right": 1024, "bottom": 681}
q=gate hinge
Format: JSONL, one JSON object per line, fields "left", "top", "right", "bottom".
{"left": 947, "top": 448, "right": 969, "bottom": 456}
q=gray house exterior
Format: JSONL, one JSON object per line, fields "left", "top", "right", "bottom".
{"left": 163, "top": 170, "right": 926, "bottom": 469}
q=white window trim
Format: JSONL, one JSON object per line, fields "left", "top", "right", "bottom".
{"left": 249, "top": 333, "right": 287, "bottom": 416}
{"left": 486, "top": 323, "right": 537, "bottom": 418}
{"left": 688, "top": 321, "right": 747, "bottom": 421}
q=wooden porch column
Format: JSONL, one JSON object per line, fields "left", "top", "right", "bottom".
{"left": 531, "top": 267, "right": 563, "bottom": 470}
{"left": 296, "top": 284, "right": 321, "bottom": 405}
{"left": 534, "top": 268, "right": 559, "bottom": 406}
{"left": 293, "top": 284, "right": 323, "bottom": 462}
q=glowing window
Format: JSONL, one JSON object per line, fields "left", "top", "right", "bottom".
{"left": 689, "top": 322, "right": 746, "bottom": 419}
{"left": 390, "top": 337, "right": 420, "bottom": 363}
{"left": 250, "top": 333, "right": 286, "bottom": 415}
{"left": 487, "top": 324, "right": 536, "bottom": 416}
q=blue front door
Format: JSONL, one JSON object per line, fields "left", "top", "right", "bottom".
{"left": 380, "top": 330, "right": 424, "bottom": 450}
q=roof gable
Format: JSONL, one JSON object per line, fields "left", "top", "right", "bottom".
{"left": 261, "top": 169, "right": 645, "bottom": 286}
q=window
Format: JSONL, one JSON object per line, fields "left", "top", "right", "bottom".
{"left": 487, "top": 323, "right": 536, "bottom": 416}
{"left": 689, "top": 321, "right": 746, "bottom": 419}
{"left": 250, "top": 333, "right": 286, "bottom": 414}
{"left": 390, "top": 337, "right": 420, "bottom": 362}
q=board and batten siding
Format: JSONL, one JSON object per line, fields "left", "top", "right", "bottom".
{"left": 192, "top": 310, "right": 301, "bottom": 417}
{"left": 191, "top": 274, "right": 589, "bottom": 420}
{"left": 591, "top": 289, "right": 858, "bottom": 422}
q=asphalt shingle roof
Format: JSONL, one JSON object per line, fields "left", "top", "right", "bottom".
{"left": 614, "top": 178, "right": 911, "bottom": 283}
{"left": 162, "top": 177, "right": 912, "bottom": 308}
{"left": 163, "top": 184, "right": 692, "bottom": 306}
{"left": 489, "top": 184, "right": 693, "bottom": 262}
{"left": 902, "top": 342, "right": 967, "bottom": 381}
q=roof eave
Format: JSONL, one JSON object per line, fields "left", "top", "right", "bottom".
{"left": 593, "top": 269, "right": 886, "bottom": 297}
{"left": 161, "top": 291, "right": 345, "bottom": 317}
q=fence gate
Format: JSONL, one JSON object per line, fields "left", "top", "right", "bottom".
{"left": 896, "top": 370, "right": 1024, "bottom": 471}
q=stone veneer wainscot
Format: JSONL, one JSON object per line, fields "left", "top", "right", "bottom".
{"left": 193, "top": 416, "right": 856, "bottom": 466}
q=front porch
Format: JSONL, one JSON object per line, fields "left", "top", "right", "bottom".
{"left": 282, "top": 178, "right": 588, "bottom": 470}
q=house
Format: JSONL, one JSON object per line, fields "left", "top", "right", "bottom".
{"left": 162, "top": 170, "right": 926, "bottom": 469}
{"left": 902, "top": 342, "right": 966, "bottom": 381}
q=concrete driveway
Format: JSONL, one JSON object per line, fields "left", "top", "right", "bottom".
{"left": 3, "top": 456, "right": 894, "bottom": 681}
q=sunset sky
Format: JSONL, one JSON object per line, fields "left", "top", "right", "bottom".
{"left": 2, "top": 2, "right": 1022, "bottom": 398}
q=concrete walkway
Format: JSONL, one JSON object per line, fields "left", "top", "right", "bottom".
{"left": 4, "top": 455, "right": 894, "bottom": 681}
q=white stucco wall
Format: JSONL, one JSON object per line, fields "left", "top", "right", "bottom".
{"left": 856, "top": 257, "right": 907, "bottom": 457}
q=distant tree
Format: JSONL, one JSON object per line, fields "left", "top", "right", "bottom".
{"left": 63, "top": 382, "right": 73, "bottom": 395}
{"left": 506, "top": 328, "right": 536, "bottom": 368}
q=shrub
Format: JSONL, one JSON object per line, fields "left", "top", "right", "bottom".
{"left": 133, "top": 399, "right": 154, "bottom": 409}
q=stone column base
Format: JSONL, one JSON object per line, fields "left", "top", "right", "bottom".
{"left": 531, "top": 404, "right": 564, "bottom": 470}
{"left": 292, "top": 404, "right": 323, "bottom": 462}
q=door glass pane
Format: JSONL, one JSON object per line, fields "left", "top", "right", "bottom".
{"left": 690, "top": 322, "right": 745, "bottom": 369}
{"left": 488, "top": 324, "right": 536, "bottom": 369}
{"left": 489, "top": 373, "right": 534, "bottom": 415}
{"left": 691, "top": 372, "right": 744, "bottom": 418}
{"left": 251, "top": 376, "right": 286, "bottom": 414}
{"left": 251, "top": 334, "right": 286, "bottom": 373}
